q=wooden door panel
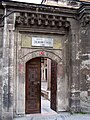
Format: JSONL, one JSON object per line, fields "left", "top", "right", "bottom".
{"left": 25, "top": 57, "right": 41, "bottom": 114}
{"left": 51, "top": 60, "right": 57, "bottom": 111}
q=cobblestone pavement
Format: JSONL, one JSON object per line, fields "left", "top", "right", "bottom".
{"left": 14, "top": 113, "right": 90, "bottom": 120}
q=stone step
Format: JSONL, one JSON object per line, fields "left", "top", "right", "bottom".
{"left": 41, "top": 89, "right": 50, "bottom": 100}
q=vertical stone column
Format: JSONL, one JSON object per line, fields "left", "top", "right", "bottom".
{"left": 2, "top": 6, "right": 15, "bottom": 120}
{"left": 16, "top": 32, "right": 25, "bottom": 114}
{"left": 44, "top": 67, "right": 46, "bottom": 81}
{"left": 47, "top": 59, "right": 51, "bottom": 90}
{"left": 7, "top": 30, "right": 14, "bottom": 118}
{"left": 69, "top": 18, "right": 81, "bottom": 112}
{"left": 2, "top": 6, "right": 10, "bottom": 120}
{"left": 57, "top": 62, "right": 68, "bottom": 111}
{"left": 0, "top": 27, "right": 3, "bottom": 120}
{"left": 41, "top": 63, "right": 44, "bottom": 81}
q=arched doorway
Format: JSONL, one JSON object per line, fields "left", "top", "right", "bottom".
{"left": 25, "top": 57, "right": 57, "bottom": 114}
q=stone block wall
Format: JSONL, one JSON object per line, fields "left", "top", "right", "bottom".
{"left": 80, "top": 23, "right": 90, "bottom": 113}
{"left": 68, "top": 18, "right": 81, "bottom": 112}
{"left": 68, "top": 15, "right": 90, "bottom": 113}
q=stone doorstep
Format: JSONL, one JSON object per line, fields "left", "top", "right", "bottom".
{"left": 41, "top": 89, "right": 50, "bottom": 100}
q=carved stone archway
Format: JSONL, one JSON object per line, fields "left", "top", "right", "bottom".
{"left": 16, "top": 50, "right": 68, "bottom": 114}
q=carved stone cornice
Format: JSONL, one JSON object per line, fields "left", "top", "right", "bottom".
{"left": 79, "top": 3, "right": 90, "bottom": 26}
{"left": 0, "top": 0, "right": 78, "bottom": 30}
{"left": 15, "top": 12, "right": 70, "bottom": 32}
{"left": 2, "top": 1, "right": 78, "bottom": 18}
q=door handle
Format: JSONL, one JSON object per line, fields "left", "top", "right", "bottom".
{"left": 37, "top": 81, "right": 40, "bottom": 84}
{"left": 34, "top": 82, "right": 40, "bottom": 85}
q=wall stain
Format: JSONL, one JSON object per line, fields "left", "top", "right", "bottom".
{"left": 3, "top": 82, "right": 13, "bottom": 109}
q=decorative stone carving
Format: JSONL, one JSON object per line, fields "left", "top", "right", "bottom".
{"left": 15, "top": 12, "right": 70, "bottom": 29}
{"left": 81, "top": 15, "right": 90, "bottom": 27}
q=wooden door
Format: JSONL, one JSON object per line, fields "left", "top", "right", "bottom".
{"left": 25, "top": 57, "right": 41, "bottom": 114}
{"left": 51, "top": 60, "right": 57, "bottom": 111}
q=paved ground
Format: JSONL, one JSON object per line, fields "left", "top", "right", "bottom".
{"left": 14, "top": 113, "right": 90, "bottom": 120}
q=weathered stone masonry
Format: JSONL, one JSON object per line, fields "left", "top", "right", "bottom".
{"left": 79, "top": 3, "right": 90, "bottom": 112}
{"left": 0, "top": 5, "right": 4, "bottom": 120}
{"left": 0, "top": 0, "right": 90, "bottom": 120}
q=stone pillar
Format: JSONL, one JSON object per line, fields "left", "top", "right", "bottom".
{"left": 2, "top": 6, "right": 10, "bottom": 120}
{"left": 69, "top": 18, "right": 81, "bottom": 112}
{"left": 41, "top": 63, "right": 44, "bottom": 81}
{"left": 57, "top": 62, "right": 69, "bottom": 111}
{"left": 47, "top": 59, "right": 51, "bottom": 90}
{"left": 2, "top": 6, "right": 14, "bottom": 120}
{"left": 44, "top": 67, "right": 46, "bottom": 81}
{"left": 0, "top": 27, "right": 3, "bottom": 120}
{"left": 44, "top": 59, "right": 47, "bottom": 81}
{"left": 16, "top": 32, "right": 25, "bottom": 115}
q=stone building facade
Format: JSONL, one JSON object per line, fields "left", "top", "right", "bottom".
{"left": 0, "top": 0, "right": 90, "bottom": 120}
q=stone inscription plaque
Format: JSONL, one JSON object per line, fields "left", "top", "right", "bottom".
{"left": 21, "top": 34, "right": 62, "bottom": 49}
{"left": 32, "top": 37, "right": 53, "bottom": 47}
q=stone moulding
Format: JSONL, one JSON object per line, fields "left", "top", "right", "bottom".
{"left": 15, "top": 12, "right": 70, "bottom": 33}
{"left": 79, "top": 3, "right": 90, "bottom": 26}
{"left": 19, "top": 50, "right": 62, "bottom": 64}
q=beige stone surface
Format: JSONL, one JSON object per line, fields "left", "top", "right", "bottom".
{"left": 21, "top": 34, "right": 62, "bottom": 49}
